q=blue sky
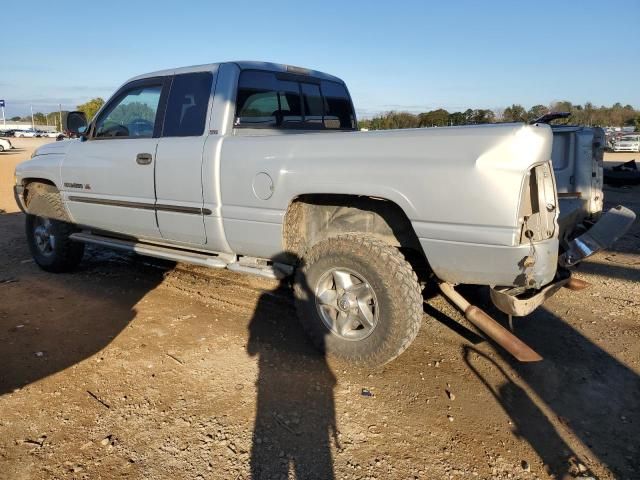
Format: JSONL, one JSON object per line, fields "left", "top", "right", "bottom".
{"left": 2, "top": 0, "right": 639, "bottom": 118}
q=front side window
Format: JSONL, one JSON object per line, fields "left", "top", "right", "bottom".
{"left": 95, "top": 84, "right": 162, "bottom": 138}
{"left": 163, "top": 72, "right": 213, "bottom": 137}
{"left": 234, "top": 70, "right": 356, "bottom": 130}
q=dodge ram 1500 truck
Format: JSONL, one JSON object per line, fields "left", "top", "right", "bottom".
{"left": 14, "top": 61, "right": 635, "bottom": 365}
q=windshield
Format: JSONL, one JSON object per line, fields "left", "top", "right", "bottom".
{"left": 620, "top": 136, "right": 639, "bottom": 142}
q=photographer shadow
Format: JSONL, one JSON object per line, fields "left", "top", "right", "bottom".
{"left": 247, "top": 257, "right": 338, "bottom": 480}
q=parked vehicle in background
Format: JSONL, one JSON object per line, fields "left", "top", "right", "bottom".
{"left": 14, "top": 129, "right": 38, "bottom": 138}
{"left": 0, "top": 129, "right": 18, "bottom": 137}
{"left": 612, "top": 134, "right": 640, "bottom": 152}
{"left": 40, "top": 131, "right": 61, "bottom": 138}
{"left": 0, "top": 137, "right": 13, "bottom": 151}
{"left": 13, "top": 61, "right": 636, "bottom": 366}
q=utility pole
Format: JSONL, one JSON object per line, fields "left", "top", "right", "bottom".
{"left": 30, "top": 105, "right": 35, "bottom": 130}
{"left": 59, "top": 104, "right": 63, "bottom": 133}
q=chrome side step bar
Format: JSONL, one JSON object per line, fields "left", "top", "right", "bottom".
{"left": 70, "top": 232, "right": 292, "bottom": 280}
{"left": 70, "top": 232, "right": 230, "bottom": 268}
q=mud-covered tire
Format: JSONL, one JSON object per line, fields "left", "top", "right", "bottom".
{"left": 26, "top": 214, "right": 84, "bottom": 272}
{"left": 24, "top": 183, "right": 83, "bottom": 272}
{"left": 294, "top": 234, "right": 423, "bottom": 366}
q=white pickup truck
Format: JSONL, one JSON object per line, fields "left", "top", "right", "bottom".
{"left": 14, "top": 61, "right": 635, "bottom": 365}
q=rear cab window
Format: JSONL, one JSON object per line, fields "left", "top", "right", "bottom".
{"left": 234, "top": 70, "right": 356, "bottom": 131}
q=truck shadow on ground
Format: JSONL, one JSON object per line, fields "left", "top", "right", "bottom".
{"left": 447, "top": 281, "right": 640, "bottom": 479}
{"left": 0, "top": 212, "right": 167, "bottom": 396}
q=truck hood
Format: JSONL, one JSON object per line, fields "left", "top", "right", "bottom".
{"left": 15, "top": 140, "right": 76, "bottom": 188}
{"left": 33, "top": 139, "right": 76, "bottom": 157}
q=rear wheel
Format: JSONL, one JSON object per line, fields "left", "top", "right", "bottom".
{"left": 294, "top": 234, "right": 423, "bottom": 366}
{"left": 26, "top": 214, "right": 84, "bottom": 272}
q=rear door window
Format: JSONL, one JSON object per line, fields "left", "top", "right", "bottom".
{"left": 163, "top": 72, "right": 213, "bottom": 137}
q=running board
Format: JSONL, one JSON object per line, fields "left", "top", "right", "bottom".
{"left": 70, "top": 232, "right": 229, "bottom": 268}
{"left": 69, "top": 232, "right": 291, "bottom": 280}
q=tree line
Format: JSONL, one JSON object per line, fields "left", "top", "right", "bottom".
{"left": 10, "top": 98, "right": 640, "bottom": 132}
{"left": 8, "top": 98, "right": 106, "bottom": 129}
{"left": 359, "top": 101, "right": 640, "bottom": 130}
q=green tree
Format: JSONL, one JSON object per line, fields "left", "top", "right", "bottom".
{"left": 471, "top": 109, "right": 495, "bottom": 124}
{"left": 502, "top": 104, "right": 527, "bottom": 122}
{"left": 32, "top": 112, "right": 47, "bottom": 125}
{"left": 418, "top": 109, "right": 450, "bottom": 127}
{"left": 77, "top": 97, "right": 105, "bottom": 121}
{"left": 109, "top": 102, "right": 156, "bottom": 126}
{"left": 448, "top": 112, "right": 466, "bottom": 126}
{"left": 9, "top": 116, "right": 21, "bottom": 121}
{"left": 527, "top": 105, "right": 548, "bottom": 122}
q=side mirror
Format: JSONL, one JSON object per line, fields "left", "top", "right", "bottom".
{"left": 64, "top": 111, "right": 88, "bottom": 136}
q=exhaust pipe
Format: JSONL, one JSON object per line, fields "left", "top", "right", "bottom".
{"left": 564, "top": 277, "right": 590, "bottom": 291}
{"left": 439, "top": 283, "right": 542, "bottom": 362}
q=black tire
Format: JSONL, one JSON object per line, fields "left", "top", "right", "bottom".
{"left": 24, "top": 184, "right": 84, "bottom": 273}
{"left": 26, "top": 214, "right": 84, "bottom": 272}
{"left": 294, "top": 234, "right": 423, "bottom": 366}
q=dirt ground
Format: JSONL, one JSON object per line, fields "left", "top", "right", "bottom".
{"left": 0, "top": 139, "right": 638, "bottom": 479}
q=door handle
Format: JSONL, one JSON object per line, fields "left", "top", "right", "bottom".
{"left": 136, "top": 153, "right": 153, "bottom": 165}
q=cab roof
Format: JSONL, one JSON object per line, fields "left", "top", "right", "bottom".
{"left": 127, "top": 61, "right": 345, "bottom": 84}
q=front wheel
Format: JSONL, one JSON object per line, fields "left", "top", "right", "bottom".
{"left": 294, "top": 234, "right": 423, "bottom": 366}
{"left": 26, "top": 215, "right": 84, "bottom": 272}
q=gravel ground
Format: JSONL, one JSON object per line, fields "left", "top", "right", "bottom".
{"left": 0, "top": 138, "right": 638, "bottom": 479}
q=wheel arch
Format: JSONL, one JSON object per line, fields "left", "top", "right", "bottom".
{"left": 21, "top": 179, "right": 72, "bottom": 222}
{"left": 282, "top": 193, "right": 430, "bottom": 278}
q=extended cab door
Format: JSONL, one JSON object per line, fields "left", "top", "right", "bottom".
{"left": 61, "top": 77, "right": 169, "bottom": 239}
{"left": 154, "top": 71, "right": 214, "bottom": 245}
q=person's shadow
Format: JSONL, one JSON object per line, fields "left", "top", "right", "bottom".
{"left": 247, "top": 257, "right": 338, "bottom": 480}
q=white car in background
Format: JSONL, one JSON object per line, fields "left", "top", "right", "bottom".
{"left": 613, "top": 134, "right": 640, "bottom": 152}
{"left": 14, "top": 129, "right": 38, "bottom": 138}
{"left": 0, "top": 138, "right": 13, "bottom": 151}
{"left": 41, "top": 131, "right": 61, "bottom": 138}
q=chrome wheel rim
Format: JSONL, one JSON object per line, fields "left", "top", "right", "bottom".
{"left": 33, "top": 217, "right": 55, "bottom": 256}
{"left": 315, "top": 267, "right": 379, "bottom": 341}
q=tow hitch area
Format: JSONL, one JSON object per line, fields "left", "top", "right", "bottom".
{"left": 560, "top": 205, "right": 636, "bottom": 267}
{"left": 439, "top": 283, "right": 542, "bottom": 362}
{"left": 490, "top": 270, "right": 570, "bottom": 317}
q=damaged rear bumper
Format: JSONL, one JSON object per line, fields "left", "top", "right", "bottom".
{"left": 491, "top": 205, "right": 635, "bottom": 316}
{"left": 491, "top": 269, "right": 571, "bottom": 316}
{"left": 559, "top": 205, "right": 636, "bottom": 267}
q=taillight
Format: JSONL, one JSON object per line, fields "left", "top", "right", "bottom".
{"left": 518, "top": 162, "right": 558, "bottom": 244}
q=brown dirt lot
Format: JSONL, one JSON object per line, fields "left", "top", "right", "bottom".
{"left": 0, "top": 139, "right": 638, "bottom": 479}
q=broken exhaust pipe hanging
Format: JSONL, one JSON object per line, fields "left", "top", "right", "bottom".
{"left": 438, "top": 283, "right": 542, "bottom": 362}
